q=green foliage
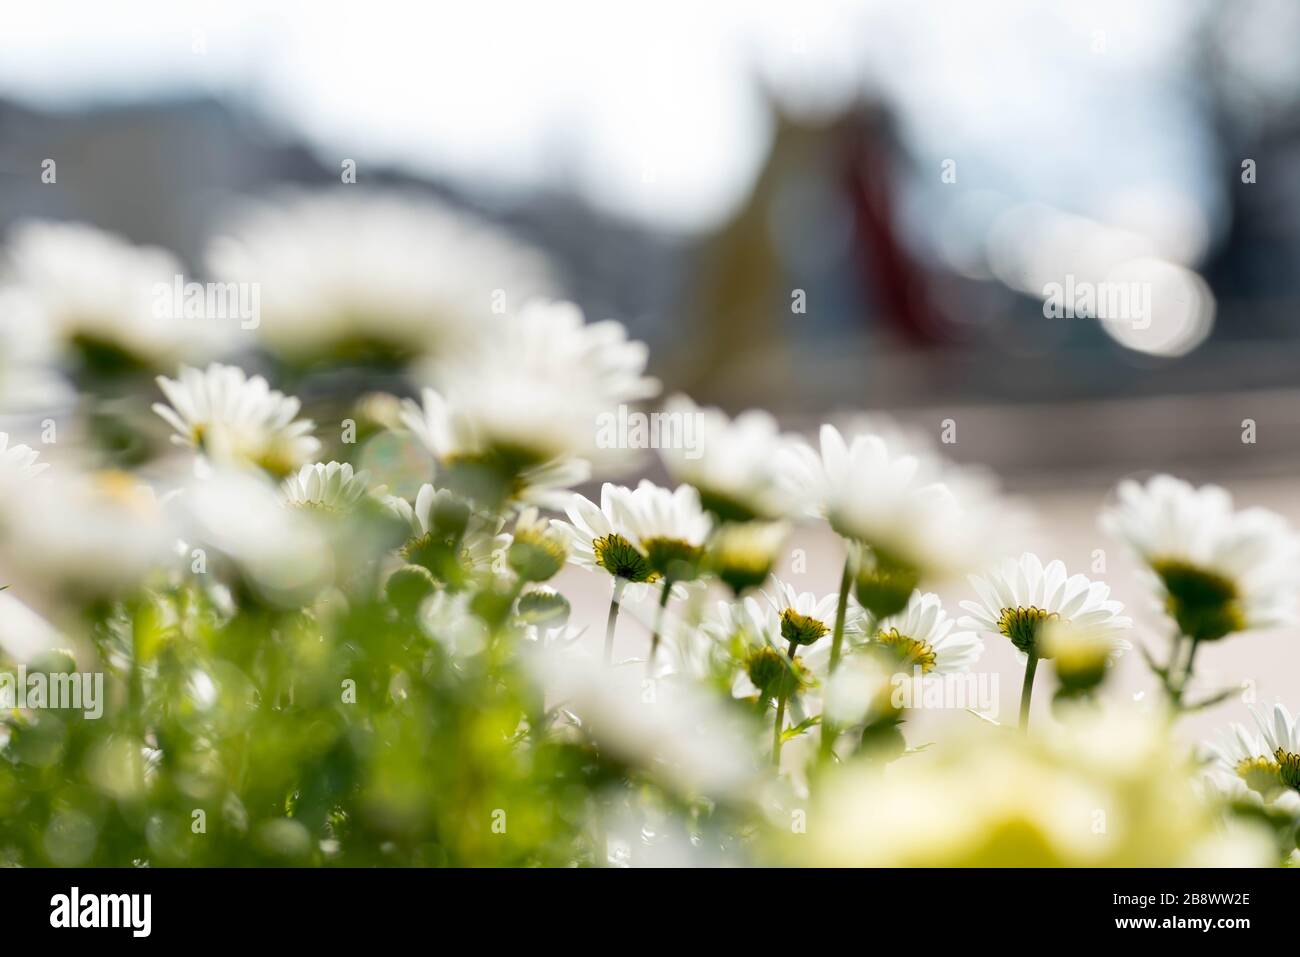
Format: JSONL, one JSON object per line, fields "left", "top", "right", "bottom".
{"left": 0, "top": 569, "right": 609, "bottom": 866}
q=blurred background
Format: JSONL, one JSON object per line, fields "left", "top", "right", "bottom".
{"left": 3, "top": 0, "right": 1299, "bottom": 738}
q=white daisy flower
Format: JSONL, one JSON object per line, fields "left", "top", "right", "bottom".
{"left": 961, "top": 553, "right": 1129, "bottom": 728}
{"left": 702, "top": 579, "right": 863, "bottom": 660}
{"left": 551, "top": 485, "right": 637, "bottom": 579}
{"left": 414, "top": 300, "right": 659, "bottom": 481}
{"left": 1101, "top": 475, "right": 1300, "bottom": 642}
{"left": 764, "top": 579, "right": 854, "bottom": 653}
{"left": 176, "top": 468, "right": 332, "bottom": 606}
{"left": 556, "top": 480, "right": 711, "bottom": 586}
{"left": 2, "top": 220, "right": 230, "bottom": 370}
{"left": 280, "top": 462, "right": 373, "bottom": 512}
{"left": 206, "top": 190, "right": 556, "bottom": 364}
{"left": 700, "top": 581, "right": 863, "bottom": 699}
{"left": 960, "top": 552, "right": 1131, "bottom": 658}
{"left": 153, "top": 363, "right": 320, "bottom": 477}
{"left": 1206, "top": 703, "right": 1300, "bottom": 806}
{"left": 382, "top": 483, "right": 506, "bottom": 574}
{"left": 0, "top": 432, "right": 47, "bottom": 479}
{"left": 765, "top": 582, "right": 868, "bottom": 691}
{"left": 870, "top": 591, "right": 983, "bottom": 676}
{"left": 398, "top": 386, "right": 589, "bottom": 509}
{"left": 615, "top": 481, "right": 712, "bottom": 582}
{"left": 778, "top": 424, "right": 1008, "bottom": 595}
{"left": 656, "top": 394, "right": 794, "bottom": 522}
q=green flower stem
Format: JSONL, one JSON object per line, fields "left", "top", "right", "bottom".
{"left": 826, "top": 553, "right": 854, "bottom": 674}
{"left": 488, "top": 576, "right": 527, "bottom": 666}
{"left": 1019, "top": 651, "right": 1039, "bottom": 730}
{"left": 128, "top": 601, "right": 146, "bottom": 736}
{"left": 604, "top": 578, "right": 627, "bottom": 668}
{"left": 772, "top": 639, "right": 798, "bottom": 767}
{"left": 1168, "top": 633, "right": 1187, "bottom": 680}
{"left": 1171, "top": 636, "right": 1200, "bottom": 707}
{"left": 646, "top": 579, "right": 672, "bottom": 676}
{"left": 818, "top": 551, "right": 855, "bottom": 763}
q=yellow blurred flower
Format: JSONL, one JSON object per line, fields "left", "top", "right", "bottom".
{"left": 781, "top": 705, "right": 1274, "bottom": 866}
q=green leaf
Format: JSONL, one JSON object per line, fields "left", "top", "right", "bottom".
{"left": 780, "top": 715, "right": 821, "bottom": 742}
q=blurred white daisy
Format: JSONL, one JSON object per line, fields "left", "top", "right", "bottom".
{"left": 398, "top": 386, "right": 589, "bottom": 509}
{"left": 778, "top": 424, "right": 1008, "bottom": 589}
{"left": 831, "top": 411, "right": 939, "bottom": 461}
{"left": 656, "top": 394, "right": 794, "bottom": 522}
{"left": 1102, "top": 475, "right": 1300, "bottom": 642}
{"left": 870, "top": 591, "right": 983, "bottom": 675}
{"left": 502, "top": 506, "right": 569, "bottom": 583}
{"left": 699, "top": 594, "right": 775, "bottom": 652}
{"left": 176, "top": 468, "right": 332, "bottom": 606}
{"left": 0, "top": 433, "right": 50, "bottom": 546}
{"left": 419, "top": 590, "right": 490, "bottom": 659}
{"left": 526, "top": 643, "right": 758, "bottom": 798}
{"left": 1207, "top": 702, "right": 1300, "bottom": 805}
{"left": 2, "top": 220, "right": 230, "bottom": 372}
{"left": 0, "top": 432, "right": 47, "bottom": 479}
{"left": 280, "top": 462, "right": 373, "bottom": 512}
{"left": 0, "top": 468, "right": 178, "bottom": 598}
{"left": 0, "top": 589, "right": 65, "bottom": 664}
{"left": 959, "top": 553, "right": 1131, "bottom": 660}
{"left": 414, "top": 300, "right": 659, "bottom": 482}
{"left": 206, "top": 190, "right": 556, "bottom": 364}
{"left": 792, "top": 705, "right": 1275, "bottom": 867}
{"left": 521, "top": 622, "right": 586, "bottom": 653}
{"left": 705, "top": 519, "right": 790, "bottom": 596}
{"left": 153, "top": 363, "right": 320, "bottom": 477}
{"left": 1037, "top": 618, "right": 1132, "bottom": 695}
{"left": 820, "top": 651, "right": 901, "bottom": 732}
{"left": 0, "top": 291, "right": 69, "bottom": 412}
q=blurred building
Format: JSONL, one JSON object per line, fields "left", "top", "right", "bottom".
{"left": 5, "top": 49, "right": 1300, "bottom": 486}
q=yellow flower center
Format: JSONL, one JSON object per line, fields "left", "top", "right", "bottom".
{"left": 593, "top": 534, "right": 657, "bottom": 583}
{"left": 642, "top": 536, "right": 703, "bottom": 583}
{"left": 1275, "top": 748, "right": 1300, "bottom": 792}
{"left": 780, "top": 609, "right": 828, "bottom": 647}
{"left": 875, "top": 627, "right": 938, "bottom": 674}
{"left": 1235, "top": 754, "right": 1282, "bottom": 796}
{"left": 997, "top": 606, "right": 1059, "bottom": 656}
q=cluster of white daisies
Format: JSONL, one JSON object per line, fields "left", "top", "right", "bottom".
{"left": 1, "top": 192, "right": 1299, "bottom": 865}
